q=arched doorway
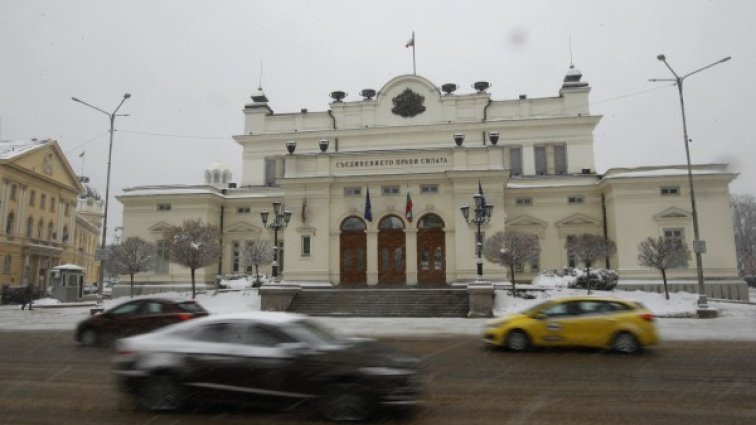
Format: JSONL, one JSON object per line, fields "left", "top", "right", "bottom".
{"left": 417, "top": 214, "right": 446, "bottom": 284}
{"left": 339, "top": 217, "right": 366, "bottom": 285}
{"left": 378, "top": 215, "right": 406, "bottom": 284}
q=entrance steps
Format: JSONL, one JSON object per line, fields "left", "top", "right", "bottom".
{"left": 287, "top": 288, "right": 470, "bottom": 317}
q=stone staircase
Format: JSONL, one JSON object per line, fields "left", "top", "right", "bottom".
{"left": 287, "top": 288, "right": 470, "bottom": 317}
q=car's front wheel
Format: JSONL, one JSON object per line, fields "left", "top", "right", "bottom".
{"left": 78, "top": 328, "right": 99, "bottom": 347}
{"left": 138, "top": 375, "right": 184, "bottom": 411}
{"left": 318, "top": 384, "right": 375, "bottom": 421}
{"left": 505, "top": 330, "right": 530, "bottom": 352}
{"left": 611, "top": 332, "right": 640, "bottom": 354}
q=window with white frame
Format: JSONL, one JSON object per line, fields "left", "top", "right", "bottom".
{"left": 509, "top": 146, "right": 523, "bottom": 176}
{"left": 663, "top": 228, "right": 688, "bottom": 267}
{"left": 381, "top": 185, "right": 400, "bottom": 196}
{"left": 232, "top": 241, "right": 240, "bottom": 273}
{"left": 660, "top": 186, "right": 680, "bottom": 196}
{"left": 420, "top": 184, "right": 439, "bottom": 194}
{"left": 515, "top": 197, "right": 533, "bottom": 206}
{"left": 302, "top": 235, "right": 311, "bottom": 256}
{"left": 155, "top": 241, "right": 169, "bottom": 274}
{"left": 344, "top": 187, "right": 362, "bottom": 197}
{"left": 554, "top": 144, "right": 567, "bottom": 175}
{"left": 534, "top": 145, "right": 547, "bottom": 175}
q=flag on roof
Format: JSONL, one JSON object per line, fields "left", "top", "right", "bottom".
{"left": 364, "top": 188, "right": 373, "bottom": 222}
{"left": 405, "top": 32, "right": 415, "bottom": 48}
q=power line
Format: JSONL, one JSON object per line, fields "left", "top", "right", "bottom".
{"left": 118, "top": 129, "right": 228, "bottom": 140}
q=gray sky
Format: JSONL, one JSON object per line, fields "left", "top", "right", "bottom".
{"left": 1, "top": 0, "right": 754, "bottom": 240}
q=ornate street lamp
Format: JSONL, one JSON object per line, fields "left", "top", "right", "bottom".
{"left": 649, "top": 54, "right": 731, "bottom": 310}
{"left": 72, "top": 93, "right": 130, "bottom": 306}
{"left": 260, "top": 200, "right": 292, "bottom": 282}
{"left": 460, "top": 188, "right": 493, "bottom": 282}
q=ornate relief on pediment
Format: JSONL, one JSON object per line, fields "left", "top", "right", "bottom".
{"left": 391, "top": 88, "right": 426, "bottom": 118}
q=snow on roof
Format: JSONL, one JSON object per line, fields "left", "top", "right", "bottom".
{"left": 120, "top": 184, "right": 283, "bottom": 199}
{"left": 603, "top": 168, "right": 727, "bottom": 179}
{"left": 506, "top": 177, "right": 598, "bottom": 189}
{"left": 0, "top": 139, "right": 47, "bottom": 160}
{"left": 52, "top": 263, "right": 84, "bottom": 271}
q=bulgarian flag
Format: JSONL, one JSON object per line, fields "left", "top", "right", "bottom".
{"left": 405, "top": 192, "right": 413, "bottom": 222}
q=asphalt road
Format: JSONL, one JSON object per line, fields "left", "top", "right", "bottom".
{"left": 0, "top": 331, "right": 754, "bottom": 425}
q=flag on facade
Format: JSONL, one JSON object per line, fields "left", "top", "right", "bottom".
{"left": 364, "top": 188, "right": 373, "bottom": 222}
{"left": 405, "top": 192, "right": 413, "bottom": 222}
{"left": 79, "top": 151, "right": 85, "bottom": 158}
{"left": 478, "top": 180, "right": 487, "bottom": 208}
{"left": 301, "top": 195, "right": 308, "bottom": 223}
{"left": 405, "top": 32, "right": 414, "bottom": 48}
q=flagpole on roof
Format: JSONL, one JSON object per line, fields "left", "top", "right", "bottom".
{"left": 405, "top": 31, "right": 416, "bottom": 75}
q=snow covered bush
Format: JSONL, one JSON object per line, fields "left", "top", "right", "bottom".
{"left": 568, "top": 268, "right": 618, "bottom": 291}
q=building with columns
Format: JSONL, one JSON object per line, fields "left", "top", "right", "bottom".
{"left": 0, "top": 139, "right": 102, "bottom": 294}
{"left": 118, "top": 67, "right": 740, "bottom": 290}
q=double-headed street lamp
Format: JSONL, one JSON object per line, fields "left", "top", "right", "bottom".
{"left": 260, "top": 201, "right": 292, "bottom": 282}
{"left": 460, "top": 190, "right": 494, "bottom": 283}
{"left": 650, "top": 54, "right": 731, "bottom": 309}
{"left": 72, "top": 93, "right": 131, "bottom": 305}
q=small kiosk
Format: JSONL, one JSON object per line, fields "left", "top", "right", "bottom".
{"left": 50, "top": 264, "right": 85, "bottom": 302}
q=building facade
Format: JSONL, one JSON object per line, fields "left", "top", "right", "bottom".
{"left": 0, "top": 139, "right": 102, "bottom": 294}
{"left": 119, "top": 68, "right": 740, "bottom": 288}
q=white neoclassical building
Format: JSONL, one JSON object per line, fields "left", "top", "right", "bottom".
{"left": 118, "top": 67, "right": 740, "bottom": 292}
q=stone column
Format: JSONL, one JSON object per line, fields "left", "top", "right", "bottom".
{"left": 405, "top": 227, "right": 418, "bottom": 285}
{"left": 366, "top": 228, "right": 378, "bottom": 285}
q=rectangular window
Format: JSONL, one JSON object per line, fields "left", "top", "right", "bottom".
{"left": 29, "top": 191, "right": 36, "bottom": 207}
{"left": 420, "top": 184, "right": 439, "bottom": 194}
{"left": 50, "top": 197, "right": 56, "bottom": 212}
{"left": 534, "top": 146, "right": 547, "bottom": 175}
{"left": 157, "top": 203, "right": 171, "bottom": 211}
{"left": 232, "top": 241, "right": 240, "bottom": 273}
{"left": 664, "top": 228, "right": 688, "bottom": 268}
{"left": 10, "top": 184, "right": 17, "bottom": 201}
{"left": 264, "top": 158, "right": 277, "bottom": 186}
{"left": 236, "top": 206, "right": 251, "bottom": 214}
{"left": 566, "top": 234, "right": 577, "bottom": 268}
{"left": 660, "top": 186, "right": 680, "bottom": 196}
{"left": 554, "top": 144, "right": 567, "bottom": 175}
{"left": 515, "top": 197, "right": 533, "bottom": 206}
{"left": 344, "top": 187, "right": 362, "bottom": 197}
{"left": 155, "top": 241, "right": 169, "bottom": 274}
{"left": 381, "top": 185, "right": 400, "bottom": 196}
{"left": 302, "top": 235, "right": 311, "bottom": 256}
{"left": 40, "top": 194, "right": 46, "bottom": 209}
{"left": 568, "top": 195, "right": 584, "bottom": 204}
{"left": 2, "top": 255, "right": 10, "bottom": 274}
{"left": 509, "top": 146, "right": 523, "bottom": 176}
{"left": 530, "top": 259, "right": 540, "bottom": 273}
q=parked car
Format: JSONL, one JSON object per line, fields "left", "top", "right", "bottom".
{"left": 113, "top": 312, "right": 425, "bottom": 421}
{"left": 483, "top": 296, "right": 659, "bottom": 354}
{"left": 75, "top": 298, "right": 209, "bottom": 346}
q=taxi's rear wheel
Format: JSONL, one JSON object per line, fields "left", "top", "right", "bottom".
{"left": 612, "top": 332, "right": 640, "bottom": 354}
{"left": 505, "top": 330, "right": 530, "bottom": 352}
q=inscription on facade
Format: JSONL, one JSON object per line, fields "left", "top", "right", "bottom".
{"left": 336, "top": 156, "right": 448, "bottom": 169}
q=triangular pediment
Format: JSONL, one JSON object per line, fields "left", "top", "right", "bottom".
{"left": 506, "top": 215, "right": 548, "bottom": 229}
{"left": 10, "top": 142, "right": 83, "bottom": 192}
{"left": 225, "top": 222, "right": 263, "bottom": 234}
{"left": 654, "top": 207, "right": 690, "bottom": 221}
{"left": 295, "top": 224, "right": 317, "bottom": 235}
{"left": 556, "top": 213, "right": 601, "bottom": 228}
{"left": 148, "top": 221, "right": 174, "bottom": 234}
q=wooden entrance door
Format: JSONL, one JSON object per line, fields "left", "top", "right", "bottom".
{"left": 340, "top": 217, "right": 366, "bottom": 286}
{"left": 417, "top": 214, "right": 446, "bottom": 284}
{"left": 378, "top": 216, "right": 406, "bottom": 284}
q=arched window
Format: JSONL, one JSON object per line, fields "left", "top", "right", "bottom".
{"left": 418, "top": 214, "right": 444, "bottom": 229}
{"left": 5, "top": 212, "right": 14, "bottom": 234}
{"left": 378, "top": 215, "right": 405, "bottom": 230}
{"left": 26, "top": 216, "right": 33, "bottom": 237}
{"left": 341, "top": 217, "right": 366, "bottom": 231}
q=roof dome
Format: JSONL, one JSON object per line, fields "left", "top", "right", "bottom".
{"left": 78, "top": 176, "right": 101, "bottom": 200}
{"left": 562, "top": 65, "right": 589, "bottom": 88}
{"left": 205, "top": 161, "right": 232, "bottom": 187}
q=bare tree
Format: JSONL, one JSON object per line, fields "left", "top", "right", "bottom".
{"left": 565, "top": 233, "right": 617, "bottom": 294}
{"left": 243, "top": 239, "right": 274, "bottom": 286}
{"left": 732, "top": 194, "right": 756, "bottom": 279}
{"left": 484, "top": 231, "right": 541, "bottom": 296}
{"left": 106, "top": 237, "right": 156, "bottom": 298}
{"left": 164, "top": 219, "right": 221, "bottom": 299}
{"left": 638, "top": 236, "right": 690, "bottom": 300}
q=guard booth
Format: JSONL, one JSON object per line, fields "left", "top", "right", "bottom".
{"left": 50, "top": 264, "right": 85, "bottom": 302}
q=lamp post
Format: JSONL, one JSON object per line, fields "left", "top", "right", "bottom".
{"left": 260, "top": 201, "right": 292, "bottom": 282}
{"left": 72, "top": 93, "right": 130, "bottom": 305}
{"left": 650, "top": 54, "right": 731, "bottom": 309}
{"left": 460, "top": 189, "right": 494, "bottom": 283}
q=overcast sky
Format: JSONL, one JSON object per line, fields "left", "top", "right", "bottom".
{"left": 1, "top": 0, "right": 754, "bottom": 241}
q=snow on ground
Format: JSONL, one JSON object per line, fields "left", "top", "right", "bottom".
{"left": 0, "top": 282, "right": 754, "bottom": 341}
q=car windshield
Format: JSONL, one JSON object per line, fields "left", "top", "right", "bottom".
{"left": 280, "top": 319, "right": 345, "bottom": 347}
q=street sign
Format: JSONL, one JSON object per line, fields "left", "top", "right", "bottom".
{"left": 95, "top": 249, "right": 109, "bottom": 261}
{"left": 693, "top": 240, "right": 707, "bottom": 254}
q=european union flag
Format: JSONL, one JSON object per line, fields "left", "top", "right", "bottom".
{"left": 364, "top": 188, "right": 373, "bottom": 222}
{"left": 478, "top": 180, "right": 486, "bottom": 208}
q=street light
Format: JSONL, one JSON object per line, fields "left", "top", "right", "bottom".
{"left": 460, "top": 188, "right": 493, "bottom": 283}
{"left": 650, "top": 54, "right": 731, "bottom": 309}
{"left": 260, "top": 201, "right": 292, "bottom": 282}
{"left": 72, "top": 93, "right": 131, "bottom": 305}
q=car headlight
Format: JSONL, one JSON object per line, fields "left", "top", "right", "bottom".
{"left": 359, "top": 367, "right": 414, "bottom": 376}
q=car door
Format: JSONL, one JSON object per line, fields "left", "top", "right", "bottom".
{"left": 102, "top": 300, "right": 145, "bottom": 338}
{"left": 127, "top": 300, "right": 175, "bottom": 335}
{"left": 533, "top": 301, "right": 583, "bottom": 347}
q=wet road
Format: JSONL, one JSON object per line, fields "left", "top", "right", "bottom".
{"left": 0, "top": 330, "right": 754, "bottom": 425}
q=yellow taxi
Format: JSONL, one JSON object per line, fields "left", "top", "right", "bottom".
{"left": 483, "top": 296, "right": 659, "bottom": 354}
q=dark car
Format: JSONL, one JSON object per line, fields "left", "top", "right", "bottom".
{"left": 75, "top": 298, "right": 208, "bottom": 346}
{"left": 113, "top": 312, "right": 424, "bottom": 421}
